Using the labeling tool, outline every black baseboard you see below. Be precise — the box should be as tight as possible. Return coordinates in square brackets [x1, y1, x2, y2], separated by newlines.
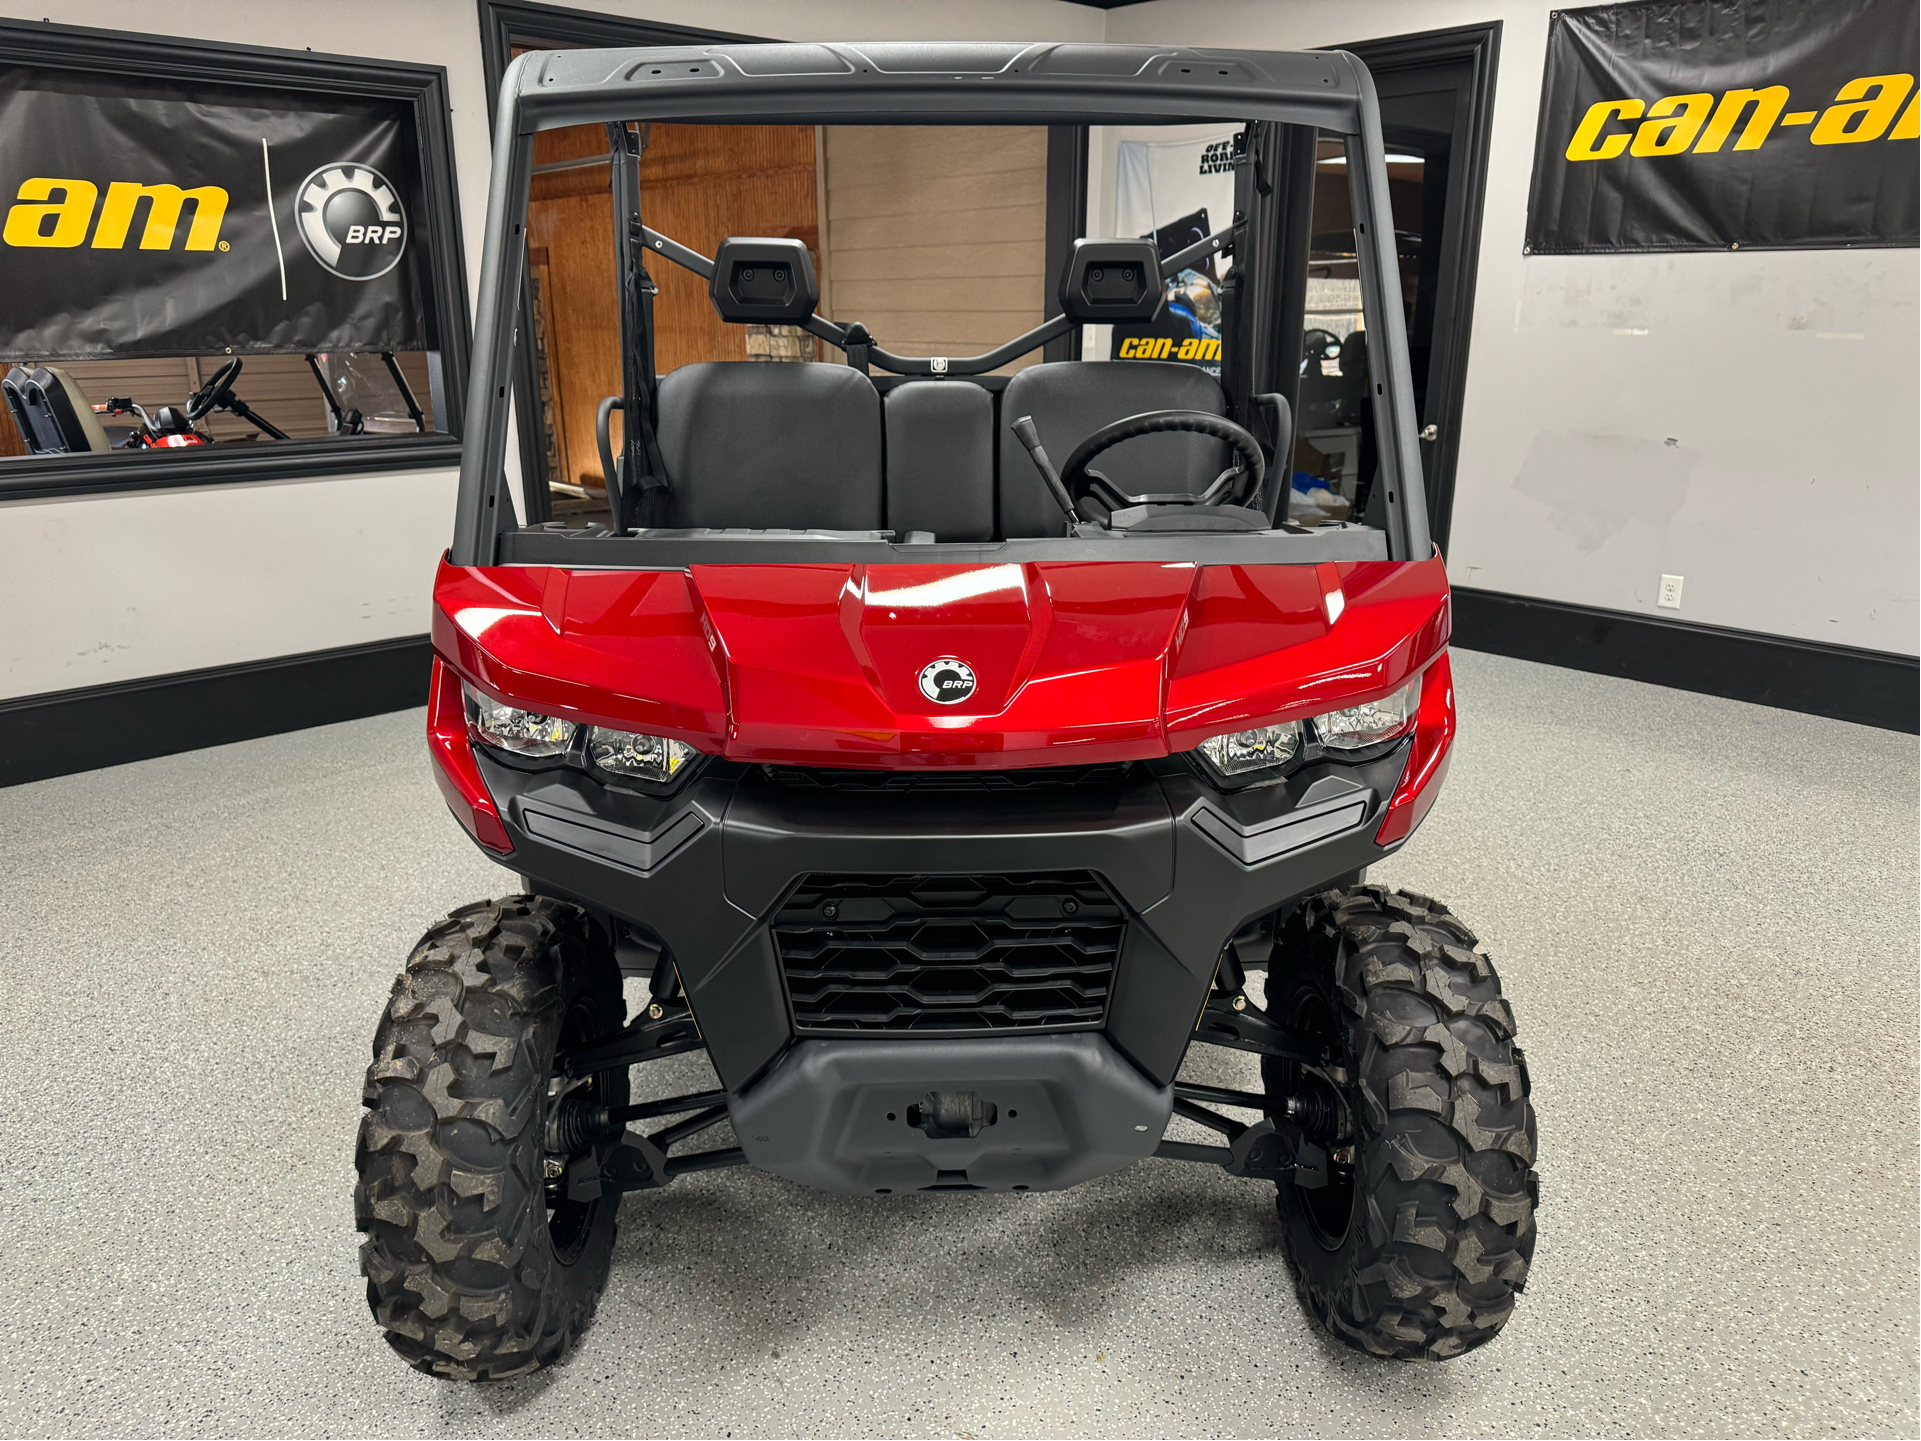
[1452, 587, 1919, 733]
[0, 635, 433, 788]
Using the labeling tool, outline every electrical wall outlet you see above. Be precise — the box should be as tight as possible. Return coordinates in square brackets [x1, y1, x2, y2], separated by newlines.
[1657, 574, 1684, 609]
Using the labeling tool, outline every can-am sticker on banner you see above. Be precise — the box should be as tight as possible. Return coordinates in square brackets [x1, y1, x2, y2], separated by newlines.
[0, 68, 428, 358]
[1110, 210, 1225, 373]
[1112, 128, 1237, 374]
[1525, 0, 1919, 254]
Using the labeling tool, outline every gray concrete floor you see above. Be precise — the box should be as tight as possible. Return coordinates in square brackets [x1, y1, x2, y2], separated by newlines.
[1, 651, 1915, 1438]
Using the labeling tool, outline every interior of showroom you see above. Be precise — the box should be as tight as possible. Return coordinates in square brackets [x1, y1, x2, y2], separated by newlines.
[0, 1, 1915, 1437]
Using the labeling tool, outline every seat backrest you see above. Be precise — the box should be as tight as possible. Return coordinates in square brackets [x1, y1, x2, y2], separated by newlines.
[1339, 329, 1368, 381]
[996, 361, 1229, 538]
[3, 364, 112, 455]
[655, 361, 882, 530]
[883, 381, 994, 541]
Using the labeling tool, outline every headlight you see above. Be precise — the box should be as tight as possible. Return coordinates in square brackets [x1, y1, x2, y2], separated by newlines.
[463, 684, 574, 756]
[590, 726, 698, 782]
[1313, 675, 1421, 750]
[1197, 721, 1302, 777]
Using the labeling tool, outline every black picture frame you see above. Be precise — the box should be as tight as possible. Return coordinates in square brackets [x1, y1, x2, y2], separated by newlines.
[0, 17, 471, 502]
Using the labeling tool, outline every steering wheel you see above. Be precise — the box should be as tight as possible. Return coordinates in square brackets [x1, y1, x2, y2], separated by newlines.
[185, 357, 243, 421]
[1058, 409, 1266, 514]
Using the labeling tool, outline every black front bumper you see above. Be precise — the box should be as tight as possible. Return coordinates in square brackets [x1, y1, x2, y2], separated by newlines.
[477, 749, 1411, 1095]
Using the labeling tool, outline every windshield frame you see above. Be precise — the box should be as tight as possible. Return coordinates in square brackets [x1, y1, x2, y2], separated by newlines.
[452, 42, 1430, 568]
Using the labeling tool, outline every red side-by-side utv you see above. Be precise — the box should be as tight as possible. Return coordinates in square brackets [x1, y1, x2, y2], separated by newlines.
[355, 40, 1538, 1380]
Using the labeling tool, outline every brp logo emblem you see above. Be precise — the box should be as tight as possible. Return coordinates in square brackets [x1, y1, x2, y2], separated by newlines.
[918, 659, 977, 706]
[295, 163, 407, 281]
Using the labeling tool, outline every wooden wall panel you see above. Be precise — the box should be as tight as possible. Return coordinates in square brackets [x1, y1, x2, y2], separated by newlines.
[527, 130, 619, 488]
[646, 123, 817, 377]
[821, 127, 1048, 374]
[527, 122, 816, 489]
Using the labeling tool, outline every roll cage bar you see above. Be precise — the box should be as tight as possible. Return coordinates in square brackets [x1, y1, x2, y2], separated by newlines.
[452, 41, 1430, 568]
[640, 219, 1234, 381]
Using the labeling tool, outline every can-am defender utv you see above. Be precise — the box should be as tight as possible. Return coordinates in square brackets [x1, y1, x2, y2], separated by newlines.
[356, 41, 1538, 1379]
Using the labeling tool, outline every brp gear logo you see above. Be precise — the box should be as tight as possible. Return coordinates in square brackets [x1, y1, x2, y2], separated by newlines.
[295, 163, 407, 281]
[918, 659, 977, 706]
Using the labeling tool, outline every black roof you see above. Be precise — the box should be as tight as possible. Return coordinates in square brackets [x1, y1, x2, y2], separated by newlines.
[506, 41, 1377, 134]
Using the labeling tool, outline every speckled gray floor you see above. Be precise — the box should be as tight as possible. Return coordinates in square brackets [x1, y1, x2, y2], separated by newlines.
[0, 650, 1914, 1438]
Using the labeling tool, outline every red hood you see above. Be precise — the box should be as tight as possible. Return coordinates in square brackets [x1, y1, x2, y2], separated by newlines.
[431, 556, 1449, 769]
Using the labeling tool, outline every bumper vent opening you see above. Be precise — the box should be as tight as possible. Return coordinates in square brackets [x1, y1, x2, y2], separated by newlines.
[761, 763, 1136, 793]
[775, 870, 1122, 1034]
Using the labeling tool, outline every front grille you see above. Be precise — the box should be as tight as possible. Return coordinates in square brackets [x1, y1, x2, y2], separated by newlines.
[775, 871, 1123, 1033]
[760, 763, 1136, 794]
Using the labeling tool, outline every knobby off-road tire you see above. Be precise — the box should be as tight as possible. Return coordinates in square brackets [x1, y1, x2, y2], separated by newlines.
[354, 897, 628, 1379]
[1265, 885, 1538, 1360]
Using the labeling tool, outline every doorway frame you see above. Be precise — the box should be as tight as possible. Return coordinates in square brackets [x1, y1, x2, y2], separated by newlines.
[1329, 21, 1501, 554]
[477, 1, 761, 519]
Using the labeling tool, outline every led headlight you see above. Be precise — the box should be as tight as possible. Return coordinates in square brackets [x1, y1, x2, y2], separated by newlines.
[1313, 675, 1422, 750]
[590, 727, 697, 782]
[463, 683, 575, 756]
[1197, 721, 1302, 777]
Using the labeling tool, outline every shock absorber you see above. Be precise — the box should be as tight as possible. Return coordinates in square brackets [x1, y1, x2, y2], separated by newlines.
[547, 1095, 613, 1157]
[1285, 1082, 1346, 1145]
[1215, 948, 1246, 998]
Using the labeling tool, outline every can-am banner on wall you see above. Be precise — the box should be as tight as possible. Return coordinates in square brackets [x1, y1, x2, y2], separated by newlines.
[0, 69, 428, 358]
[1112, 127, 1237, 375]
[1525, 0, 1919, 254]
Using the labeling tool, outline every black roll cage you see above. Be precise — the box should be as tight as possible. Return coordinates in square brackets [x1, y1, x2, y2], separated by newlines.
[642, 219, 1234, 379]
[452, 41, 1430, 568]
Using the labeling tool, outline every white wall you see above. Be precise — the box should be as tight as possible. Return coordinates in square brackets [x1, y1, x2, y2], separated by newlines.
[1107, 0, 1920, 657]
[0, 0, 1104, 700]
[7, 0, 1914, 704]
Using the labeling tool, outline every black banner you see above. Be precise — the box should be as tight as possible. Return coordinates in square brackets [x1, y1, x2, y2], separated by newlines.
[1526, 0, 1919, 254]
[0, 69, 428, 358]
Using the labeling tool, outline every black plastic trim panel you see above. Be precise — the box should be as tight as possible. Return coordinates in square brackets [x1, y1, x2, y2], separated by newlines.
[479, 746, 1414, 1092]
[499, 526, 1390, 567]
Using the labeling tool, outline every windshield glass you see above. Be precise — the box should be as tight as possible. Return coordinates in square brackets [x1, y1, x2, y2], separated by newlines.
[505, 114, 1392, 549]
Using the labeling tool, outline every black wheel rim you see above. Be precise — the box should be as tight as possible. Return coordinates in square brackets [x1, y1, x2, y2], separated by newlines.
[1286, 988, 1358, 1251]
[545, 998, 605, 1265]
